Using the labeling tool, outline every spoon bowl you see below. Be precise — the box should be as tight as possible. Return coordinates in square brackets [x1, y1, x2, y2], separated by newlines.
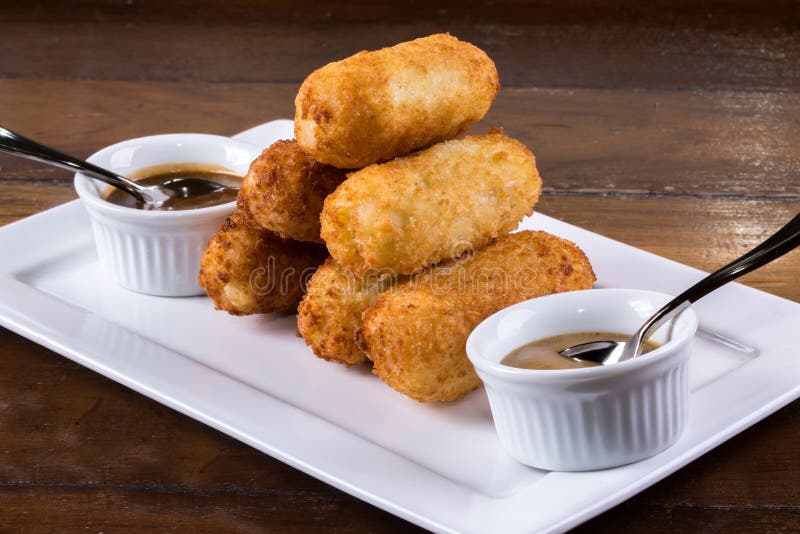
[157, 177, 229, 198]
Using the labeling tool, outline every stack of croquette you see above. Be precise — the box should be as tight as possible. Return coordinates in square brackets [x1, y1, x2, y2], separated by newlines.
[199, 34, 595, 402]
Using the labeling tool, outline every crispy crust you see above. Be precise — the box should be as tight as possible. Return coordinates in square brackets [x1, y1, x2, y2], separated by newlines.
[359, 231, 597, 402]
[295, 33, 499, 168]
[297, 259, 397, 365]
[240, 140, 348, 243]
[198, 207, 327, 315]
[320, 130, 543, 276]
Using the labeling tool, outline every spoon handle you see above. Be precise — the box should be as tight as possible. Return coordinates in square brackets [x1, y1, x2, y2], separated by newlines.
[622, 211, 800, 361]
[0, 125, 146, 203]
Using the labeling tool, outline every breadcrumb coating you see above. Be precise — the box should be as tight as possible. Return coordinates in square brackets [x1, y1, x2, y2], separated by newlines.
[240, 140, 348, 243]
[198, 208, 327, 315]
[359, 231, 596, 402]
[295, 33, 499, 168]
[321, 130, 542, 276]
[297, 259, 397, 365]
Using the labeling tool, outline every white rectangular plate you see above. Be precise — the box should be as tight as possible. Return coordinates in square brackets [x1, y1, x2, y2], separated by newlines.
[1, 121, 798, 533]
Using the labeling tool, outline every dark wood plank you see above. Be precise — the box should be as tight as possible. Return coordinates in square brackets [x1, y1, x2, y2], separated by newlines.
[2, 80, 798, 198]
[7, 0, 800, 26]
[0, 487, 417, 532]
[1, 1, 798, 91]
[579, 502, 800, 532]
[489, 88, 800, 199]
[0, 182, 75, 226]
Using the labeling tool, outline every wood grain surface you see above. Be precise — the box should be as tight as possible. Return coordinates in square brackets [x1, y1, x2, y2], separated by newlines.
[0, 1, 798, 532]
[2, 80, 799, 199]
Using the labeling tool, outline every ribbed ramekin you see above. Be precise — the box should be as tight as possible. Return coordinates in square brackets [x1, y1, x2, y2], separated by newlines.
[466, 288, 698, 471]
[74, 134, 261, 297]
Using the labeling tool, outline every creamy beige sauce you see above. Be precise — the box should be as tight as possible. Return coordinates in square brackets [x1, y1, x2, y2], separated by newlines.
[501, 332, 660, 370]
[103, 162, 241, 211]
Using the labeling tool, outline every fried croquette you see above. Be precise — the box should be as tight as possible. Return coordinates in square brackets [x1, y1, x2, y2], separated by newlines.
[297, 259, 397, 365]
[240, 140, 348, 243]
[320, 130, 542, 276]
[198, 209, 327, 315]
[295, 33, 499, 168]
[359, 231, 596, 402]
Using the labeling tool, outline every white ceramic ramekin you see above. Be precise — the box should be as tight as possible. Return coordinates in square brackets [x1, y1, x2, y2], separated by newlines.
[74, 134, 261, 297]
[466, 288, 698, 471]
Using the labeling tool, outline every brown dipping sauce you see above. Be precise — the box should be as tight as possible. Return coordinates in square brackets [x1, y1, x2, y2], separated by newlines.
[502, 332, 660, 370]
[103, 163, 241, 211]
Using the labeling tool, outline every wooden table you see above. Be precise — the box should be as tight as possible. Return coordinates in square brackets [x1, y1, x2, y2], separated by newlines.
[1, 1, 798, 531]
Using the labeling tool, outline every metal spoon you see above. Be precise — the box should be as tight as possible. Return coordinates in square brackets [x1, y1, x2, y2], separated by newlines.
[560, 212, 800, 366]
[0, 125, 236, 209]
